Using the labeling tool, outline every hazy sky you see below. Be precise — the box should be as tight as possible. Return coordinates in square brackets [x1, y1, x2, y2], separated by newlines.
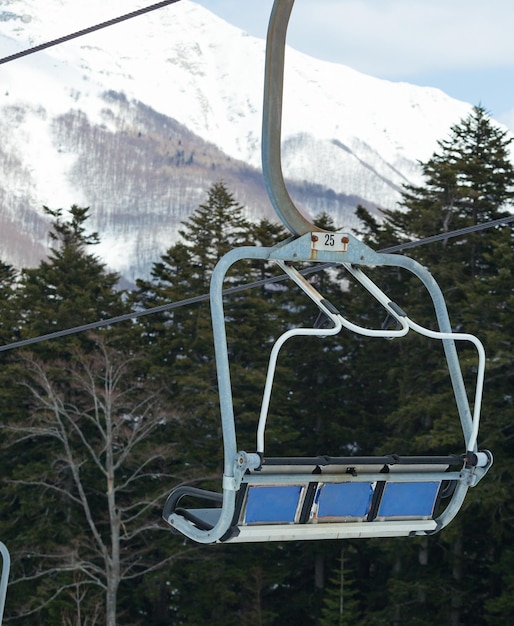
[193, 0, 514, 130]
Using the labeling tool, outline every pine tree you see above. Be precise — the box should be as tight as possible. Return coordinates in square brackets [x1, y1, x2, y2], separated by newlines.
[0, 206, 184, 625]
[320, 547, 363, 626]
[0, 261, 18, 343]
[389, 104, 514, 284]
[133, 193, 351, 624]
[133, 183, 253, 469]
[348, 105, 514, 625]
[351, 106, 514, 454]
[131, 185, 256, 623]
[0, 261, 23, 420]
[177, 180, 252, 280]
[16, 205, 127, 353]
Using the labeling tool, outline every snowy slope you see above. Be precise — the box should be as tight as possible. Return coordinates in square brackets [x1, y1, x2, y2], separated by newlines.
[0, 0, 472, 178]
[0, 0, 482, 278]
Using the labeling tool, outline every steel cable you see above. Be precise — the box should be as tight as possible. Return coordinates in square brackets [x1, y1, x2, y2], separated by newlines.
[1, 214, 513, 352]
[0, 0, 183, 65]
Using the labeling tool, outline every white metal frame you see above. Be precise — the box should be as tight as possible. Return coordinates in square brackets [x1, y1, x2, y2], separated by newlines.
[162, 0, 493, 545]
[164, 234, 492, 544]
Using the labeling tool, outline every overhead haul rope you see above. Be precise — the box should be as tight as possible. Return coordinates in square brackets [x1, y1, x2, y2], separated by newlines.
[1, 213, 513, 353]
[0, 0, 183, 66]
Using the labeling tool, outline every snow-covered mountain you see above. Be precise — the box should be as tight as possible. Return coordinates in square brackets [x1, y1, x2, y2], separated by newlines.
[0, 0, 477, 280]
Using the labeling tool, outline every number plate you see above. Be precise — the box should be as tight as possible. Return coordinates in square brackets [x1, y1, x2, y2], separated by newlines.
[311, 233, 350, 252]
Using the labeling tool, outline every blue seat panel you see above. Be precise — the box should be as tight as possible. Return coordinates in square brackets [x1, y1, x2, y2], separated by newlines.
[316, 482, 374, 519]
[378, 481, 441, 518]
[245, 485, 302, 523]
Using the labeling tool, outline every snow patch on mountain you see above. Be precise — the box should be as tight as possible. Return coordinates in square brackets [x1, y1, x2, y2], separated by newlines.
[0, 0, 501, 280]
[0, 0, 471, 190]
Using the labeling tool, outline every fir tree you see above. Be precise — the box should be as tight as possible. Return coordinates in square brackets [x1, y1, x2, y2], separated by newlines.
[16, 205, 127, 352]
[0, 260, 18, 344]
[133, 183, 252, 466]
[133, 193, 350, 624]
[320, 548, 363, 626]
[348, 105, 514, 624]
[389, 104, 514, 282]
[0, 206, 183, 624]
[0, 261, 23, 421]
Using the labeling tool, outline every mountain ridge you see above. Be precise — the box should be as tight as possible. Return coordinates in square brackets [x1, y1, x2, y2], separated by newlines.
[0, 0, 493, 280]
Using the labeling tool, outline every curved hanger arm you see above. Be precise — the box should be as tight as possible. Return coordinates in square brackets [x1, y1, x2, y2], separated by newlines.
[262, 0, 325, 236]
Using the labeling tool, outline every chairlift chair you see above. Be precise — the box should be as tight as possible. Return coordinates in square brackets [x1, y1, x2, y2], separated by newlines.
[163, 234, 492, 543]
[162, 0, 492, 544]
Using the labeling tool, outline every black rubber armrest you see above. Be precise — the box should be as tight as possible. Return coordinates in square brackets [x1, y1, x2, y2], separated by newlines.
[176, 507, 222, 531]
[163, 486, 223, 521]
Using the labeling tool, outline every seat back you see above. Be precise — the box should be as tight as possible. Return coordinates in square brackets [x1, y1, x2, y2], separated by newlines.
[221, 455, 460, 542]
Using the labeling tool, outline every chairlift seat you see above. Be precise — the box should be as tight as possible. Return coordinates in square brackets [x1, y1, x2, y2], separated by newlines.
[163, 454, 466, 543]
[161, 237, 493, 544]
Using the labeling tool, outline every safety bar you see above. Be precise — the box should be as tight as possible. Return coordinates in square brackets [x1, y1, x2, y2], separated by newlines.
[256, 260, 485, 456]
[257, 263, 343, 453]
[257, 261, 410, 454]
[343, 264, 486, 453]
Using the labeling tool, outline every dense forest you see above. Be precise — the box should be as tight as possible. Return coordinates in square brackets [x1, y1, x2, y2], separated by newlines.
[0, 105, 513, 625]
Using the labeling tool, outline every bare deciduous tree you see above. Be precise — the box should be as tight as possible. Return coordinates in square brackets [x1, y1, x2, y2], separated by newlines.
[4, 339, 192, 625]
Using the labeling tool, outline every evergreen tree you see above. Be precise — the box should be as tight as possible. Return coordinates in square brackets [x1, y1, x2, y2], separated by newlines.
[133, 193, 352, 624]
[389, 104, 514, 283]
[133, 182, 301, 465]
[0, 206, 183, 624]
[0, 260, 18, 343]
[16, 205, 127, 354]
[177, 180, 252, 280]
[348, 105, 514, 624]
[0, 261, 23, 420]
[133, 183, 253, 467]
[320, 547, 363, 626]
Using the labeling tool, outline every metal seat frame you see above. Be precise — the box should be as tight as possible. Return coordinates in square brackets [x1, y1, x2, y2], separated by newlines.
[163, 0, 493, 544]
[163, 233, 492, 543]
